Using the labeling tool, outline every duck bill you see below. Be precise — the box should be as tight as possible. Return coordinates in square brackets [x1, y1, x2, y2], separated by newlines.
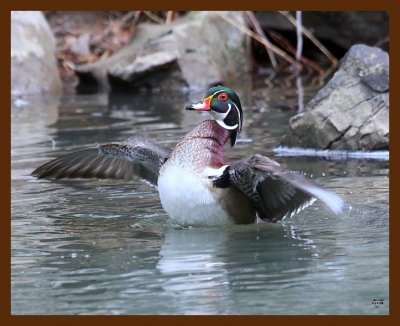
[185, 95, 212, 111]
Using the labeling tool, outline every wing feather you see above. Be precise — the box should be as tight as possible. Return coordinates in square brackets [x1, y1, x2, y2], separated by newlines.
[229, 154, 348, 222]
[32, 136, 171, 185]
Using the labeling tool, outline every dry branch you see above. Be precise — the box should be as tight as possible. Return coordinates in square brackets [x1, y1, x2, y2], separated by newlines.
[214, 11, 299, 69]
[278, 11, 338, 66]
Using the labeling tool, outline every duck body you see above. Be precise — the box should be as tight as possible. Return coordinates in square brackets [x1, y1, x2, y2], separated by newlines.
[158, 120, 255, 225]
[32, 86, 348, 226]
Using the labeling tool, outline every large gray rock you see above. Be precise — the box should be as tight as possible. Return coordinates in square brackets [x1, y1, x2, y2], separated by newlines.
[75, 11, 251, 93]
[282, 44, 389, 151]
[11, 11, 62, 96]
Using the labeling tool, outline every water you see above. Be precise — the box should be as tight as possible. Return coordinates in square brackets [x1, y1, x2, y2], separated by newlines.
[11, 86, 389, 315]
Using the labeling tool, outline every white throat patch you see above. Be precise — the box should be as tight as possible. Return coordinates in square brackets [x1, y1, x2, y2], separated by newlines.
[211, 103, 238, 130]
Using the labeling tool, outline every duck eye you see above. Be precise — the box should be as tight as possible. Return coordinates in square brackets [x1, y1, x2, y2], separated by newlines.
[218, 92, 228, 101]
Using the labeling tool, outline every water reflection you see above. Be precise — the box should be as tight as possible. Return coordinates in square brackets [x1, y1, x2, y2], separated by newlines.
[11, 90, 389, 315]
[13, 215, 318, 315]
[157, 225, 316, 314]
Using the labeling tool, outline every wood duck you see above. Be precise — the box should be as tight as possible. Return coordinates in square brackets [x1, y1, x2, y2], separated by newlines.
[32, 86, 347, 226]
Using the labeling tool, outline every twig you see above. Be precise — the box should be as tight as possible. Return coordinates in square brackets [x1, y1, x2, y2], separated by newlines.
[119, 11, 136, 26]
[295, 11, 303, 62]
[296, 73, 305, 112]
[165, 11, 174, 25]
[269, 30, 324, 76]
[131, 11, 142, 28]
[143, 11, 165, 24]
[62, 61, 76, 70]
[279, 11, 338, 66]
[245, 11, 278, 69]
[374, 36, 389, 48]
[319, 64, 337, 82]
[214, 11, 299, 68]
[92, 11, 136, 42]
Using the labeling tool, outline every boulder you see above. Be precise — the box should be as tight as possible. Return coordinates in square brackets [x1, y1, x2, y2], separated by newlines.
[75, 11, 251, 93]
[282, 44, 389, 151]
[11, 11, 62, 96]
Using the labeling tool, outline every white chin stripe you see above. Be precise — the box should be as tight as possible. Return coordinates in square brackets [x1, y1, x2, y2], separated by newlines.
[211, 103, 238, 130]
[216, 119, 238, 130]
[232, 101, 241, 133]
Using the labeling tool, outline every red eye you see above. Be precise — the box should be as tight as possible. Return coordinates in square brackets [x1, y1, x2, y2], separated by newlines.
[218, 92, 228, 101]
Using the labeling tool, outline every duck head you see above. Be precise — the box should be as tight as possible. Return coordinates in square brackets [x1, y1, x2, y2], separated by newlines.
[186, 85, 243, 147]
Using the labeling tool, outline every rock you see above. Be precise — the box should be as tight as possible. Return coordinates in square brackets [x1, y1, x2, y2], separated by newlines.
[11, 11, 62, 96]
[282, 44, 389, 151]
[75, 11, 251, 93]
[255, 11, 388, 52]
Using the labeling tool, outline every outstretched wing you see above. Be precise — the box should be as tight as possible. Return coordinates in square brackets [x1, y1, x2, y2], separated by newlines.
[31, 136, 171, 185]
[224, 154, 347, 222]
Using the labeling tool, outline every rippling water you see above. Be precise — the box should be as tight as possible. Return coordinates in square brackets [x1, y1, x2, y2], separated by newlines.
[11, 85, 389, 315]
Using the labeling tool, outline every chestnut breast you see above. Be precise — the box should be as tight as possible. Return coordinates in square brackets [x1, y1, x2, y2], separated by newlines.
[161, 120, 230, 174]
[157, 120, 256, 225]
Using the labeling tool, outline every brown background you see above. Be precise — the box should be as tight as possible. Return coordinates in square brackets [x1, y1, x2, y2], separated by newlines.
[3, 1, 398, 324]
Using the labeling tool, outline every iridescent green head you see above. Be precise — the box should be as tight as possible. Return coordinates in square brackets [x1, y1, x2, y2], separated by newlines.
[186, 85, 243, 146]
